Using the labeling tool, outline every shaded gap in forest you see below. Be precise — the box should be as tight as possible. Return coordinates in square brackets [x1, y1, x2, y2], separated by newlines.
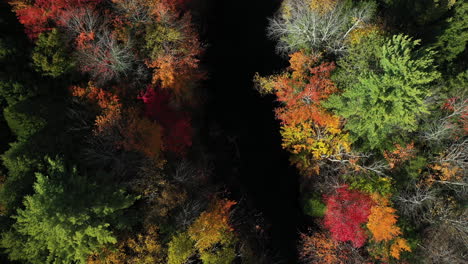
[198, 0, 304, 262]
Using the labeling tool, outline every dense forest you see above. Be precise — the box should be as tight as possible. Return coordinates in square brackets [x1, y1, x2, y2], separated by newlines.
[0, 0, 466, 263]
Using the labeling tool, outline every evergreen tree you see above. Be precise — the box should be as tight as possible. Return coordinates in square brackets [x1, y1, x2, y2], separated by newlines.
[324, 34, 441, 150]
[32, 29, 74, 77]
[1, 158, 138, 264]
[433, 1, 468, 64]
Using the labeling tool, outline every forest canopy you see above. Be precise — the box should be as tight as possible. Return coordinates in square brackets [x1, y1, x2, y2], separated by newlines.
[0, 0, 466, 263]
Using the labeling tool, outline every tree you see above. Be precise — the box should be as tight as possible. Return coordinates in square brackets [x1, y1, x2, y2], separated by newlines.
[130, 159, 188, 221]
[299, 231, 341, 264]
[53, 7, 136, 84]
[383, 142, 416, 169]
[389, 237, 411, 260]
[422, 96, 468, 143]
[160, 198, 239, 264]
[268, 0, 376, 55]
[138, 87, 192, 155]
[367, 194, 402, 242]
[70, 83, 122, 135]
[425, 140, 467, 191]
[433, 1, 468, 63]
[9, 0, 103, 39]
[3, 103, 46, 141]
[1, 158, 137, 264]
[255, 51, 350, 174]
[303, 195, 326, 217]
[144, 5, 204, 96]
[324, 34, 441, 150]
[420, 218, 468, 264]
[323, 186, 372, 247]
[188, 198, 236, 251]
[111, 0, 162, 25]
[117, 108, 164, 159]
[88, 224, 165, 264]
[32, 29, 74, 77]
[167, 232, 196, 264]
[198, 232, 237, 264]
[75, 28, 135, 84]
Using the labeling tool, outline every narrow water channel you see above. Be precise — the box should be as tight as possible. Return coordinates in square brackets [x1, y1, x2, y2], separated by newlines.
[199, 0, 303, 262]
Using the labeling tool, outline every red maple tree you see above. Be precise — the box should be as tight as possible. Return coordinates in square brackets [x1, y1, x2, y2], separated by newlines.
[324, 186, 373, 247]
[9, 0, 102, 38]
[138, 86, 192, 155]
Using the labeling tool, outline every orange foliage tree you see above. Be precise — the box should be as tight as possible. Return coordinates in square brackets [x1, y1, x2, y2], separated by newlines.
[255, 51, 350, 173]
[383, 142, 415, 169]
[366, 193, 411, 261]
[299, 231, 342, 264]
[143, 1, 204, 97]
[118, 108, 164, 159]
[367, 194, 402, 242]
[390, 238, 411, 260]
[70, 83, 123, 134]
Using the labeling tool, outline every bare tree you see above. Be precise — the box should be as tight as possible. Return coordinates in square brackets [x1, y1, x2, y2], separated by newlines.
[75, 31, 135, 84]
[323, 150, 390, 177]
[437, 139, 468, 176]
[59, 8, 103, 37]
[111, 0, 154, 25]
[419, 217, 468, 264]
[395, 183, 439, 225]
[174, 199, 207, 229]
[268, 0, 376, 55]
[422, 97, 467, 142]
[59, 8, 136, 84]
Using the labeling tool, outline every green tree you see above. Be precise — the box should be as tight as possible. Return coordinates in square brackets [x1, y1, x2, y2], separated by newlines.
[433, 1, 468, 63]
[324, 34, 441, 150]
[303, 195, 326, 217]
[1, 158, 138, 264]
[32, 29, 74, 77]
[345, 173, 394, 196]
[3, 104, 46, 141]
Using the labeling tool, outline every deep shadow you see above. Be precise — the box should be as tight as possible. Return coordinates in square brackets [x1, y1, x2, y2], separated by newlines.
[198, 0, 303, 262]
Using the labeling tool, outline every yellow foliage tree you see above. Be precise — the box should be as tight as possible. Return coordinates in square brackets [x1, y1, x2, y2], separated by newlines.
[347, 24, 381, 45]
[87, 225, 164, 264]
[188, 198, 236, 251]
[309, 0, 337, 14]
